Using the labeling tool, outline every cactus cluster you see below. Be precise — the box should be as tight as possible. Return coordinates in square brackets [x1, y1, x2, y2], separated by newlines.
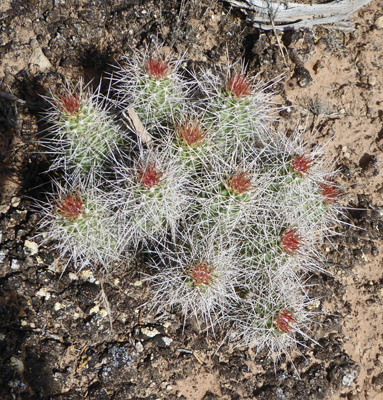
[37, 44, 343, 360]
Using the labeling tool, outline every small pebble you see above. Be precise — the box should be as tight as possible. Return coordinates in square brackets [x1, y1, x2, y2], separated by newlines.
[141, 327, 160, 337]
[36, 288, 51, 299]
[368, 75, 377, 86]
[11, 259, 20, 270]
[0, 251, 6, 263]
[68, 272, 78, 281]
[11, 197, 21, 207]
[136, 342, 144, 353]
[161, 336, 173, 347]
[375, 15, 383, 29]
[10, 357, 24, 374]
[24, 240, 39, 255]
[89, 305, 100, 315]
[29, 37, 39, 49]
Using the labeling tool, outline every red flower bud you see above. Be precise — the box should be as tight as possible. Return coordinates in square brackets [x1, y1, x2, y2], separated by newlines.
[228, 171, 252, 194]
[177, 120, 206, 147]
[188, 262, 214, 286]
[146, 57, 169, 79]
[59, 93, 81, 116]
[226, 74, 251, 98]
[291, 156, 312, 176]
[137, 164, 163, 189]
[280, 228, 301, 254]
[57, 194, 83, 220]
[320, 183, 338, 204]
[274, 309, 296, 333]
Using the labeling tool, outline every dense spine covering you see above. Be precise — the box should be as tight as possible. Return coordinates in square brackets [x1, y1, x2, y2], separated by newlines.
[109, 147, 192, 251]
[36, 177, 124, 271]
[37, 45, 344, 361]
[113, 44, 188, 134]
[42, 82, 125, 178]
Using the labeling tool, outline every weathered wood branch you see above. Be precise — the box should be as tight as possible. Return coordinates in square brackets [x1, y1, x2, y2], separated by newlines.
[223, 0, 374, 30]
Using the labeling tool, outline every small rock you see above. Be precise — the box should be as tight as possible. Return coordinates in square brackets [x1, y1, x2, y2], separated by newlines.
[359, 153, 376, 170]
[161, 336, 173, 347]
[342, 370, 358, 386]
[375, 15, 383, 29]
[29, 48, 52, 71]
[99, 309, 108, 318]
[11, 259, 20, 270]
[295, 66, 313, 88]
[80, 269, 96, 283]
[24, 240, 39, 255]
[368, 75, 377, 86]
[0, 204, 10, 215]
[373, 372, 383, 386]
[11, 197, 21, 207]
[36, 256, 44, 265]
[36, 288, 51, 299]
[29, 37, 39, 49]
[136, 342, 144, 353]
[68, 272, 78, 281]
[89, 304, 100, 315]
[10, 357, 24, 374]
[141, 327, 160, 338]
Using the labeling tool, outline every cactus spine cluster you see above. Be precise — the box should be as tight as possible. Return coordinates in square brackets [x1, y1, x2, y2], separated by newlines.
[37, 44, 343, 360]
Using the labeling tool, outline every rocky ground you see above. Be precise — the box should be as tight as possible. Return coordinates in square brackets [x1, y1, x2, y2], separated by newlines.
[1, 1, 383, 399]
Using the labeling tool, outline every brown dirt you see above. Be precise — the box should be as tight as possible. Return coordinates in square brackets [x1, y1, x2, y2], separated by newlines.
[1, 0, 383, 399]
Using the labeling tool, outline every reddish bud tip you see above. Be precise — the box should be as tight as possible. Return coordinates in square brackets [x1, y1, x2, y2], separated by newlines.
[274, 309, 296, 333]
[188, 262, 215, 287]
[226, 74, 251, 98]
[137, 164, 163, 189]
[59, 93, 81, 116]
[228, 171, 252, 194]
[177, 120, 206, 148]
[280, 228, 301, 254]
[57, 194, 83, 220]
[291, 156, 312, 176]
[320, 183, 338, 204]
[146, 57, 169, 79]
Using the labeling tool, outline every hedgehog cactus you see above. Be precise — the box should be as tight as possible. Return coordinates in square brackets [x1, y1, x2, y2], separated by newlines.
[114, 45, 187, 132]
[38, 45, 344, 361]
[195, 63, 276, 155]
[109, 148, 191, 251]
[42, 82, 125, 177]
[36, 177, 123, 270]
